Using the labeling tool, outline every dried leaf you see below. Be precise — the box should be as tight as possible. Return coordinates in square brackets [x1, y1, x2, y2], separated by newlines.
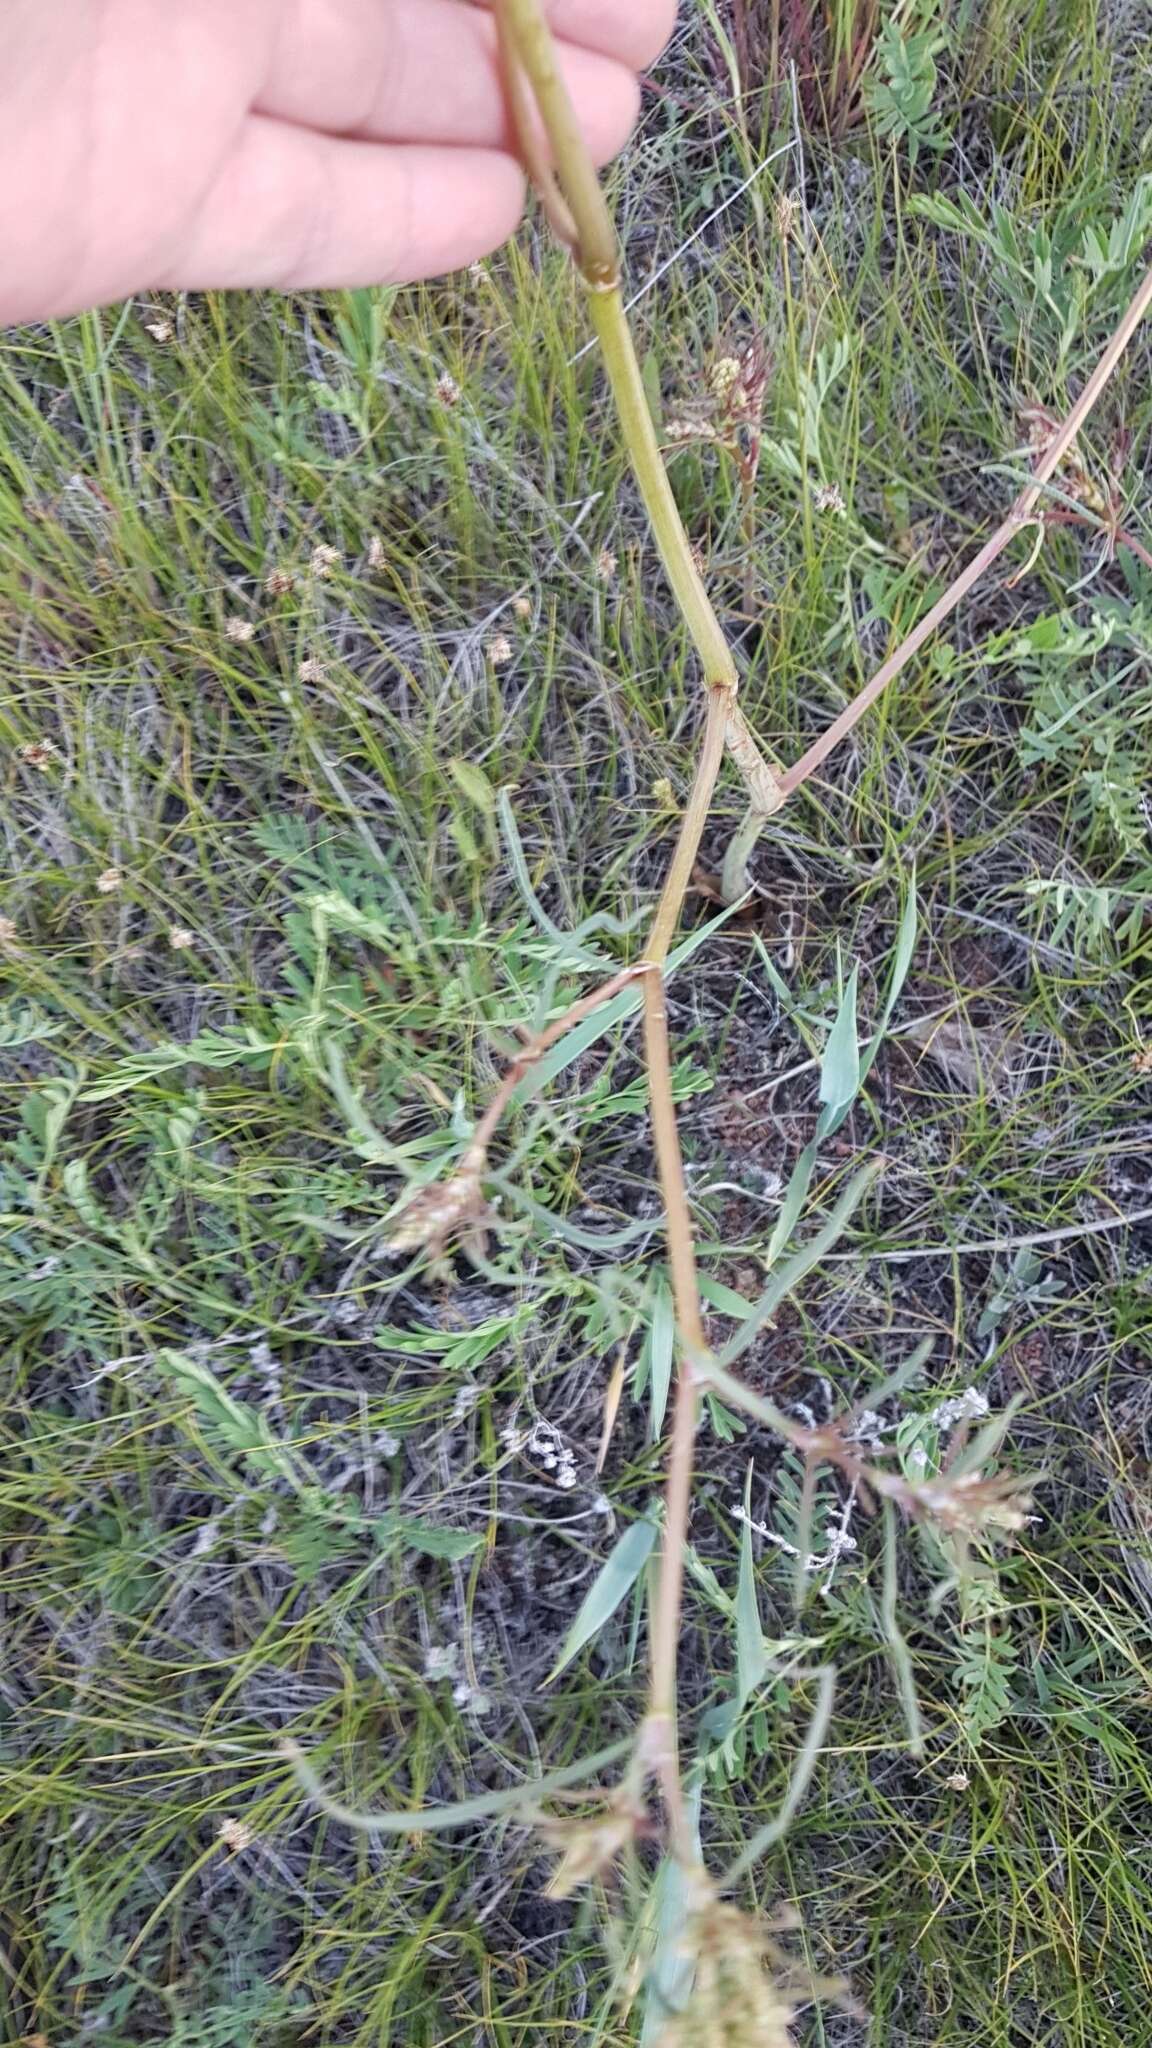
[903, 1012, 1017, 1095]
[542, 1802, 644, 1898]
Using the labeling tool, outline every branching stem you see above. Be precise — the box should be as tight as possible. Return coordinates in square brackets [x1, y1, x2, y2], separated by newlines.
[493, 0, 1152, 1874]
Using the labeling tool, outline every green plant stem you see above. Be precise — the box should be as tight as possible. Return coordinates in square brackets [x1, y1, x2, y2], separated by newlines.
[494, 0, 762, 1860]
[582, 286, 739, 688]
[492, 0, 618, 283]
[720, 801, 773, 906]
[497, 0, 782, 827]
[582, 284, 784, 817]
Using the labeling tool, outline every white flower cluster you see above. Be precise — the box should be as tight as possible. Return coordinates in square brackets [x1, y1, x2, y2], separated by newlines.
[501, 1416, 578, 1491]
[931, 1386, 989, 1431]
[732, 1502, 858, 1577]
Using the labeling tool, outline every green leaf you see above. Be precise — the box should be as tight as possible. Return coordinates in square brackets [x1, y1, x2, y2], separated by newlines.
[308, 889, 397, 948]
[32, 1073, 84, 1177]
[546, 1515, 659, 1683]
[762, 1139, 818, 1269]
[704, 1390, 746, 1442]
[0, 1000, 64, 1049]
[61, 1158, 107, 1234]
[640, 1784, 703, 2044]
[817, 967, 859, 1131]
[80, 1031, 275, 1102]
[735, 1464, 767, 1705]
[154, 1350, 299, 1484]
[907, 191, 986, 238]
[717, 1157, 885, 1368]
[516, 901, 749, 1102]
[860, 874, 918, 1086]
[646, 1276, 675, 1440]
[698, 1275, 760, 1320]
[377, 1516, 482, 1561]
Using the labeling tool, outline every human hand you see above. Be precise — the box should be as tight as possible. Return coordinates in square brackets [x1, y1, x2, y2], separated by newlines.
[1, 0, 676, 325]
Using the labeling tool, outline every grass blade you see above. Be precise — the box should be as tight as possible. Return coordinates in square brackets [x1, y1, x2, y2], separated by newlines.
[720, 1665, 836, 1886]
[860, 872, 918, 1086]
[717, 1158, 885, 1369]
[881, 1500, 924, 1756]
[763, 1138, 818, 1269]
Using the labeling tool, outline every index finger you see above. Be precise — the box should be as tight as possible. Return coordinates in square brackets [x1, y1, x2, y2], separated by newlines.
[476, 0, 677, 70]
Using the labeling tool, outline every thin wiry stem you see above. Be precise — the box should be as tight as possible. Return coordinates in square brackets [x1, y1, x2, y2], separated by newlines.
[722, 254, 1152, 893]
[777, 258, 1152, 802]
[282, 1735, 634, 1834]
[719, 1666, 836, 1887]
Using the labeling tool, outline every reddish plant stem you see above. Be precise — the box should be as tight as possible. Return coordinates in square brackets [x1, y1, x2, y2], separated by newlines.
[780, 257, 1152, 798]
[471, 965, 645, 1157]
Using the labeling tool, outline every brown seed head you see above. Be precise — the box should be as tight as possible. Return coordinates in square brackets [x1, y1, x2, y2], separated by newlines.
[386, 1153, 488, 1257]
[542, 1802, 644, 1899]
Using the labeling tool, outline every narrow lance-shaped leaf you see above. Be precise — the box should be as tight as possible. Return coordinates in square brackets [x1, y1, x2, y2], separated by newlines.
[735, 1462, 768, 1705]
[717, 1158, 885, 1369]
[860, 872, 918, 1088]
[816, 966, 860, 1139]
[546, 1514, 659, 1684]
[763, 1138, 818, 1269]
[646, 1275, 675, 1440]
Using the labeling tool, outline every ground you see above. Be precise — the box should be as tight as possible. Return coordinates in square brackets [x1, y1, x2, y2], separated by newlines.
[2, 3, 1152, 2044]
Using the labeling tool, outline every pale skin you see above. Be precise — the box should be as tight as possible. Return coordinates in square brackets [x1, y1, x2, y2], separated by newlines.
[0, 0, 676, 326]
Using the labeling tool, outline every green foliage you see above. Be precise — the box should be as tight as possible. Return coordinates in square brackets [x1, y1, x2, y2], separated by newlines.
[0, 997, 65, 1048]
[987, 583, 1152, 942]
[546, 1513, 660, 1682]
[3, 10, 1152, 2039]
[863, 9, 951, 165]
[154, 1348, 303, 1483]
[952, 1620, 1020, 1745]
[909, 172, 1152, 363]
